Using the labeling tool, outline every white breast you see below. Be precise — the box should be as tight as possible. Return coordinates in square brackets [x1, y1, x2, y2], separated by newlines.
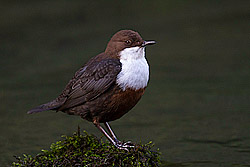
[116, 46, 149, 91]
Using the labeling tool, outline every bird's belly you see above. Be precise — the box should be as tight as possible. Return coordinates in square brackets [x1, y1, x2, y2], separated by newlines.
[65, 86, 145, 123]
[97, 87, 146, 122]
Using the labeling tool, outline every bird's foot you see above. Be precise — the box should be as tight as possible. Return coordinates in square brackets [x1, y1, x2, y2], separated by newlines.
[122, 141, 134, 148]
[114, 140, 134, 151]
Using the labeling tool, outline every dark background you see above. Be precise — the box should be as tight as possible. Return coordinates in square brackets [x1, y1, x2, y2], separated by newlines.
[1, 0, 249, 166]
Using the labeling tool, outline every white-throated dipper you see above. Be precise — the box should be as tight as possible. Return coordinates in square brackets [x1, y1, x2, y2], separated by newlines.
[28, 30, 156, 150]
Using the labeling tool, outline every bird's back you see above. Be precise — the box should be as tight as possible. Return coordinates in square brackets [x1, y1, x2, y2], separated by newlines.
[28, 52, 121, 115]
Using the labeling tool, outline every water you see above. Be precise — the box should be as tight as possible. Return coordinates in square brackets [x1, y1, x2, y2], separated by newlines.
[1, 1, 249, 166]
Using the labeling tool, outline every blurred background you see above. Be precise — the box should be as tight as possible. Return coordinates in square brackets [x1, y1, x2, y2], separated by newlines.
[0, 0, 249, 166]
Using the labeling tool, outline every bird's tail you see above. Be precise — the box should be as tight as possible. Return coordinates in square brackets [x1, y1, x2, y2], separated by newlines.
[27, 99, 64, 114]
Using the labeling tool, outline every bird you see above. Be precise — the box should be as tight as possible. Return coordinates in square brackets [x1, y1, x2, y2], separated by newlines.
[28, 30, 156, 150]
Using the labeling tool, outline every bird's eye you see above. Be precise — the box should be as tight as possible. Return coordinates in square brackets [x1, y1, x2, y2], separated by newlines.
[125, 40, 132, 45]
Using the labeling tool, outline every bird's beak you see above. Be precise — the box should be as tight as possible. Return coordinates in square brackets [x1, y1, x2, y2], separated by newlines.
[141, 40, 156, 47]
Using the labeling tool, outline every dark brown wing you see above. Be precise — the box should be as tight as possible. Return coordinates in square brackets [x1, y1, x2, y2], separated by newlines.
[58, 58, 121, 110]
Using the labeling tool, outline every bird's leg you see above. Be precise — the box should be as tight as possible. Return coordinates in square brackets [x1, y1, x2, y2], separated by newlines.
[104, 122, 134, 148]
[93, 121, 133, 150]
[93, 122, 117, 146]
[104, 122, 119, 143]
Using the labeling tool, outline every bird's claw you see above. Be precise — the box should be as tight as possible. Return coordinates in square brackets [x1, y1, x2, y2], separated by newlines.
[115, 140, 134, 151]
[123, 141, 134, 148]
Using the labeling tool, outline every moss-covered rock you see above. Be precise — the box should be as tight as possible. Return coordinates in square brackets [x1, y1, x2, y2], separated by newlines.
[12, 130, 161, 166]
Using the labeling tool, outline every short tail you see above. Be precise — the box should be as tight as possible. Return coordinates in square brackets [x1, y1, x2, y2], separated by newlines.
[27, 99, 63, 114]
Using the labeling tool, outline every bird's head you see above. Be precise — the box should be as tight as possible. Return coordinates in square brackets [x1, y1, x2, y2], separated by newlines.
[105, 30, 156, 59]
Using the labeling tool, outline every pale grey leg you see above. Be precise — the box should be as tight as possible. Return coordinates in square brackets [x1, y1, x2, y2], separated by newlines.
[94, 122, 117, 146]
[104, 122, 134, 149]
[104, 122, 119, 142]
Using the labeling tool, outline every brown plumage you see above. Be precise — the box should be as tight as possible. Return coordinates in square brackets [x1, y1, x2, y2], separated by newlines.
[28, 30, 155, 150]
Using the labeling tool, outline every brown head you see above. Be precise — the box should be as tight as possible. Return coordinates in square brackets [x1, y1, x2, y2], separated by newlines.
[105, 30, 156, 57]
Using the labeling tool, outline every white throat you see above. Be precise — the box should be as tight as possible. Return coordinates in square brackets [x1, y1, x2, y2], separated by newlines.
[116, 46, 149, 91]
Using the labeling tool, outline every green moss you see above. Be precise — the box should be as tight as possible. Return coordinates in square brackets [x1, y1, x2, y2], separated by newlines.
[12, 131, 161, 166]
